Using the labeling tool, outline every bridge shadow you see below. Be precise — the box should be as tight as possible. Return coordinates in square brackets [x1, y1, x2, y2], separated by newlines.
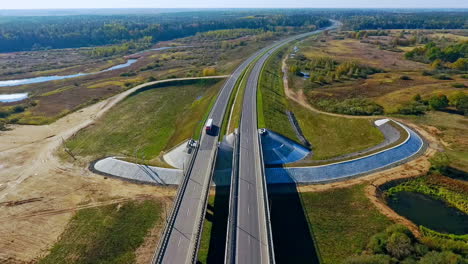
[268, 184, 320, 264]
[198, 138, 233, 263]
[203, 185, 229, 263]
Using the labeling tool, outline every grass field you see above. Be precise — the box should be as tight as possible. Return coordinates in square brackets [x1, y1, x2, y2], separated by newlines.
[399, 111, 468, 171]
[65, 79, 223, 164]
[38, 199, 163, 264]
[258, 48, 299, 141]
[197, 187, 229, 264]
[290, 101, 384, 160]
[300, 185, 393, 264]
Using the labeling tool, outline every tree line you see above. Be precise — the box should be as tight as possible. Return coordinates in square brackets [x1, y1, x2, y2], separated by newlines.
[0, 11, 330, 52]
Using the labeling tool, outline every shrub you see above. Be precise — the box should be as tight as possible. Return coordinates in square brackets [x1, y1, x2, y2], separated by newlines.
[432, 74, 452, 80]
[0, 110, 9, 118]
[397, 101, 427, 115]
[451, 83, 466, 88]
[386, 232, 413, 259]
[429, 152, 451, 172]
[400, 75, 412, 80]
[0, 120, 6, 131]
[428, 94, 449, 110]
[316, 98, 384, 115]
[418, 251, 463, 264]
[367, 233, 389, 254]
[13, 105, 25, 113]
[344, 254, 393, 264]
[202, 67, 217, 76]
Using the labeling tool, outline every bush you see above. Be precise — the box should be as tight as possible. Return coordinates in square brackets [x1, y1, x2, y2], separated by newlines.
[202, 67, 217, 76]
[428, 94, 449, 110]
[344, 254, 393, 264]
[386, 232, 413, 259]
[0, 120, 6, 131]
[451, 83, 466, 88]
[367, 233, 389, 254]
[418, 251, 463, 264]
[0, 110, 9, 118]
[400, 75, 412, 80]
[432, 74, 452, 80]
[429, 152, 450, 172]
[397, 101, 427, 115]
[316, 98, 384, 115]
[13, 105, 25, 113]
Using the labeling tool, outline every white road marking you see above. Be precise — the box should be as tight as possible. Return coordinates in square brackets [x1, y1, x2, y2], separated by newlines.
[178, 237, 182, 247]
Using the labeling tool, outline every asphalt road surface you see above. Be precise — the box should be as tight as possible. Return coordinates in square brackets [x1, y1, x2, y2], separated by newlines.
[232, 22, 340, 264]
[154, 39, 277, 264]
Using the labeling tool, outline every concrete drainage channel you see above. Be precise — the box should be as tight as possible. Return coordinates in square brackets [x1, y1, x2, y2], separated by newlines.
[91, 119, 425, 186]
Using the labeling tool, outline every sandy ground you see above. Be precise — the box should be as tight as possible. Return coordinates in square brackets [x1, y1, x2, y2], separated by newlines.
[0, 76, 227, 263]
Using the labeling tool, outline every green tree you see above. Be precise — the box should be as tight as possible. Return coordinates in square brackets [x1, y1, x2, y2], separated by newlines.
[428, 94, 449, 110]
[429, 152, 450, 172]
[386, 232, 413, 259]
[451, 58, 468, 71]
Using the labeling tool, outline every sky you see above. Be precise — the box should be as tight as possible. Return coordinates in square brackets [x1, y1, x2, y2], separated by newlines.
[1, 0, 467, 9]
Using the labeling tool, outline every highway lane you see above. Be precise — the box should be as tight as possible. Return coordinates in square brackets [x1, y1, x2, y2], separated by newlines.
[232, 21, 340, 264]
[154, 35, 282, 264]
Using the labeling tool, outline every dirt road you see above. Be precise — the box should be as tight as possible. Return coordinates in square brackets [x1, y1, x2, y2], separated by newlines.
[0, 76, 227, 263]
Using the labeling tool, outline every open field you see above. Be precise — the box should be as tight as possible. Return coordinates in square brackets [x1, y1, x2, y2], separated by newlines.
[301, 184, 393, 264]
[0, 29, 298, 125]
[0, 75, 179, 263]
[257, 44, 386, 161]
[38, 199, 164, 264]
[289, 101, 384, 160]
[65, 79, 223, 165]
[399, 111, 468, 171]
[290, 31, 467, 114]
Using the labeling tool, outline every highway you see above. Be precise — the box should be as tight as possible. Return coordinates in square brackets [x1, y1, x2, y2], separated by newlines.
[154, 21, 338, 264]
[152, 36, 282, 264]
[227, 21, 340, 264]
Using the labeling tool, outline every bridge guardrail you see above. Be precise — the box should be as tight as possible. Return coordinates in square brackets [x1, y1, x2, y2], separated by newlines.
[151, 142, 199, 264]
[224, 128, 240, 264]
[258, 131, 276, 264]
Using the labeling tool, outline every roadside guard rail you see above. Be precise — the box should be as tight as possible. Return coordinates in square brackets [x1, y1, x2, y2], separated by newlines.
[151, 142, 200, 264]
[224, 128, 240, 264]
[257, 131, 276, 264]
[191, 144, 219, 263]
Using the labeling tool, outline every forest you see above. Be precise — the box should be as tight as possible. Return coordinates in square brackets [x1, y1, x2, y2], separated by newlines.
[0, 10, 330, 52]
[0, 9, 466, 53]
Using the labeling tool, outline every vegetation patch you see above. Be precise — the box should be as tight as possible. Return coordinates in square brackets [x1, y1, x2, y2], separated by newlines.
[345, 224, 467, 264]
[257, 47, 299, 141]
[65, 79, 222, 163]
[300, 184, 393, 264]
[39, 199, 163, 264]
[289, 101, 384, 160]
[386, 173, 468, 214]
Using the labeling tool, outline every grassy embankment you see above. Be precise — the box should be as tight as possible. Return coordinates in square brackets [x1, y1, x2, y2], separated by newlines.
[257, 45, 385, 160]
[197, 188, 230, 264]
[39, 200, 163, 264]
[300, 185, 393, 264]
[399, 111, 468, 172]
[65, 79, 223, 166]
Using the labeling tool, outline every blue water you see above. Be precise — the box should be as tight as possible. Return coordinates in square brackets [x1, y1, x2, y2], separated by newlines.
[266, 125, 423, 184]
[387, 191, 468, 235]
[0, 93, 28, 103]
[0, 59, 138, 88]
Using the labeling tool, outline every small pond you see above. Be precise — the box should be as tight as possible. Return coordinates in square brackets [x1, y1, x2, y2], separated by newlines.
[386, 191, 468, 235]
